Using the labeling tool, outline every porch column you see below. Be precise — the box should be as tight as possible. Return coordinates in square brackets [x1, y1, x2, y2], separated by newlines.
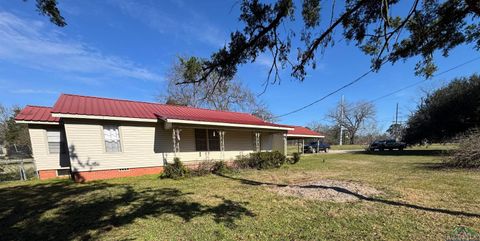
[255, 132, 261, 152]
[283, 134, 287, 155]
[302, 139, 305, 154]
[317, 139, 320, 153]
[172, 128, 181, 157]
[219, 130, 225, 160]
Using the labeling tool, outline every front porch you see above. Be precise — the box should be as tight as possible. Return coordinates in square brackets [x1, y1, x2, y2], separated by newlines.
[156, 123, 288, 163]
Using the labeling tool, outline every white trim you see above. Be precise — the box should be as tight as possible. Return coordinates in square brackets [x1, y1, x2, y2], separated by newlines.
[51, 113, 157, 123]
[15, 120, 59, 125]
[165, 118, 293, 131]
[286, 134, 325, 138]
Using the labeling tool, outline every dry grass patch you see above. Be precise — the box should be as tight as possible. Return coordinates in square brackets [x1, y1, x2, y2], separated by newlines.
[272, 179, 383, 202]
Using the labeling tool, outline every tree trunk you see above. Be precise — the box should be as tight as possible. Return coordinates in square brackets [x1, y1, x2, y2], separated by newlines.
[349, 133, 355, 144]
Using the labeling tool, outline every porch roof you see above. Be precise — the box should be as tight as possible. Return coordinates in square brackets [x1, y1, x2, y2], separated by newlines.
[286, 126, 324, 138]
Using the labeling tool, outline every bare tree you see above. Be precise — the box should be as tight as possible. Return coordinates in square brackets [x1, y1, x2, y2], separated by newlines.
[0, 104, 8, 146]
[158, 57, 276, 121]
[328, 100, 376, 144]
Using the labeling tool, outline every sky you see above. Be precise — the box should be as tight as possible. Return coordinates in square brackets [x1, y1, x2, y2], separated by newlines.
[0, 0, 478, 131]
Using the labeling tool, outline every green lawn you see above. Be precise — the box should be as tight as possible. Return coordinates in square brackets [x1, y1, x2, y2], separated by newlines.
[1, 147, 479, 240]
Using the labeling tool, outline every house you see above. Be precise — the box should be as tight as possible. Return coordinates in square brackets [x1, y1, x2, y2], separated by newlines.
[285, 126, 325, 153]
[15, 94, 293, 181]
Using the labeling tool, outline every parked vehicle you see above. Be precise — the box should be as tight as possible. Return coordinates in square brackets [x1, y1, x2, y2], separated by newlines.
[304, 142, 331, 153]
[368, 139, 406, 151]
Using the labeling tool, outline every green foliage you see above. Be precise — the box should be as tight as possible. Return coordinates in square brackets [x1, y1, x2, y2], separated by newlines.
[233, 155, 252, 169]
[161, 157, 189, 179]
[236, 151, 286, 170]
[444, 129, 480, 168]
[0, 106, 30, 150]
[211, 161, 231, 174]
[288, 152, 301, 164]
[404, 75, 480, 144]
[193, 0, 480, 88]
[35, 0, 66, 27]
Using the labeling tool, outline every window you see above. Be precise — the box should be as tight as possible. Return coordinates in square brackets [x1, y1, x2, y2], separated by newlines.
[195, 129, 221, 151]
[47, 130, 61, 154]
[103, 125, 121, 152]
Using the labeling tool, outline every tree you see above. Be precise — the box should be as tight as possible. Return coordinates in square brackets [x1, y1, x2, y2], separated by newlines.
[175, 0, 480, 93]
[30, 1, 480, 93]
[0, 105, 31, 151]
[158, 57, 276, 121]
[0, 104, 9, 146]
[327, 99, 376, 144]
[307, 121, 340, 144]
[403, 74, 480, 144]
[386, 123, 405, 141]
[28, 0, 66, 27]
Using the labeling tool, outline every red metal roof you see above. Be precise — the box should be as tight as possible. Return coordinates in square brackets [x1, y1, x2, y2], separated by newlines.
[15, 105, 59, 123]
[51, 94, 289, 128]
[287, 126, 324, 137]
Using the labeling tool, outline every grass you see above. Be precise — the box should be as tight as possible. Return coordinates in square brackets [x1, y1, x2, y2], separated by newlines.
[330, 144, 366, 150]
[0, 146, 479, 240]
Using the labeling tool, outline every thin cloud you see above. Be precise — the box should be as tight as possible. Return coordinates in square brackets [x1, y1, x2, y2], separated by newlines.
[112, 0, 226, 47]
[0, 11, 162, 82]
[10, 89, 58, 95]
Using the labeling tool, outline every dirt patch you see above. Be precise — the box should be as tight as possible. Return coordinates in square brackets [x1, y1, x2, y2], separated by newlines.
[272, 179, 382, 203]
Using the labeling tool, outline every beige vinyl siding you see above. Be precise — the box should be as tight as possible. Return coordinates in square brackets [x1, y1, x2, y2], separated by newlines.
[63, 119, 283, 172]
[28, 125, 69, 171]
[271, 133, 287, 154]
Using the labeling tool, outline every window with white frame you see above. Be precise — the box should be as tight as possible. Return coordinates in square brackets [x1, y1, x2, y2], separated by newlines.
[47, 129, 61, 154]
[103, 125, 122, 152]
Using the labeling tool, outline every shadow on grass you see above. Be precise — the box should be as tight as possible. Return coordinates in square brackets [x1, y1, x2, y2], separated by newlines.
[0, 180, 255, 241]
[360, 149, 448, 156]
[216, 174, 480, 218]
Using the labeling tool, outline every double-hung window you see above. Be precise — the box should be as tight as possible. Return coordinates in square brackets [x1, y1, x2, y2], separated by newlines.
[47, 129, 61, 154]
[195, 129, 220, 151]
[103, 125, 122, 152]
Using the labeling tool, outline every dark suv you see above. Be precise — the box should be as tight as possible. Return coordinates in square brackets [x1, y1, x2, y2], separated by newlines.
[368, 139, 406, 151]
[304, 142, 331, 153]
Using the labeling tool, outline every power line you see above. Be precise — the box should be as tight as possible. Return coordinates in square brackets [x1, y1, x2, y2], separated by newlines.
[275, 66, 378, 118]
[370, 56, 480, 103]
[275, 56, 480, 118]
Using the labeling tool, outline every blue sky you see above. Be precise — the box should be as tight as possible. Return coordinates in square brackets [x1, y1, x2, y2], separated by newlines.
[0, 0, 478, 131]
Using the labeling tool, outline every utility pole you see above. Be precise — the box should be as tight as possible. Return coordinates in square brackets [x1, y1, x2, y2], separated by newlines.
[395, 103, 399, 125]
[339, 95, 344, 146]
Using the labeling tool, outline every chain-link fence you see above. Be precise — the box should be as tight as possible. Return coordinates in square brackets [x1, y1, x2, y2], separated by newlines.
[0, 159, 37, 182]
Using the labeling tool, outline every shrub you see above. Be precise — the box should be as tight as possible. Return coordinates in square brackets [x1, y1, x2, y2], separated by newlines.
[211, 161, 231, 174]
[190, 160, 214, 177]
[247, 151, 286, 169]
[444, 129, 480, 168]
[233, 155, 252, 169]
[161, 157, 189, 179]
[288, 152, 301, 164]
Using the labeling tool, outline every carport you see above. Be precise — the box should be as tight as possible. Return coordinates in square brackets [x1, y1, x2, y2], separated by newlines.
[286, 126, 325, 154]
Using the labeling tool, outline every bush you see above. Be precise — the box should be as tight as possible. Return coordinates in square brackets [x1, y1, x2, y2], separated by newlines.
[161, 157, 189, 179]
[237, 151, 286, 170]
[233, 155, 252, 169]
[190, 160, 214, 177]
[288, 152, 301, 164]
[444, 129, 480, 168]
[211, 161, 231, 174]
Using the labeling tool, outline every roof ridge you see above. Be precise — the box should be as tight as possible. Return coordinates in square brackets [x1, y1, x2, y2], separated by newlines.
[60, 93, 265, 119]
[26, 105, 53, 109]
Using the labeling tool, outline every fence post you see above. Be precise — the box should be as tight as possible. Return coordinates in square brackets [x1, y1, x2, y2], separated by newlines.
[19, 159, 26, 181]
